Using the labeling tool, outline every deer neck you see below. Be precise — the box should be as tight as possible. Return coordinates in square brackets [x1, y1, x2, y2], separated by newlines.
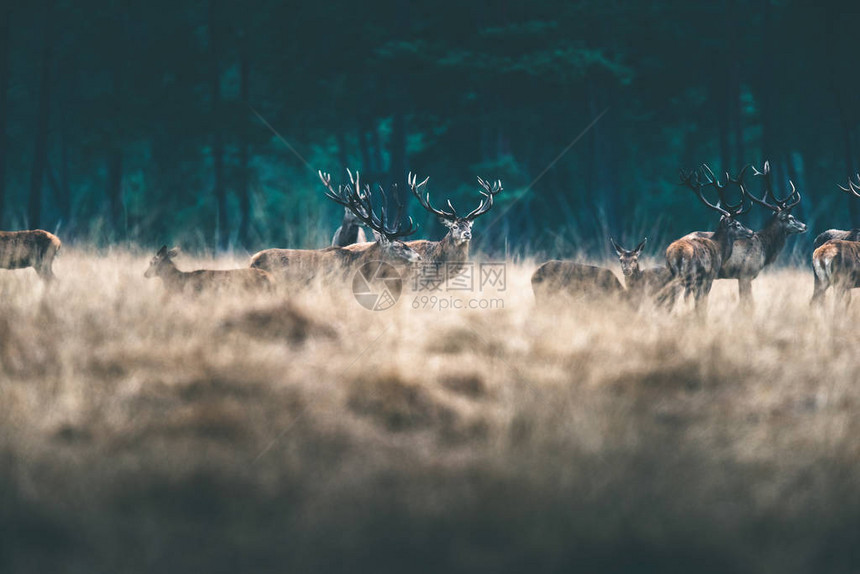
[341, 222, 361, 244]
[757, 215, 788, 266]
[711, 225, 736, 262]
[433, 232, 470, 263]
[625, 268, 645, 290]
[158, 261, 184, 284]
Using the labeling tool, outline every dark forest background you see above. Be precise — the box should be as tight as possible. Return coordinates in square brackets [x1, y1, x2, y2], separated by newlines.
[1, 0, 859, 256]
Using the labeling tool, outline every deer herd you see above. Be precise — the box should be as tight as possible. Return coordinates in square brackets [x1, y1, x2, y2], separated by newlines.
[2, 161, 860, 314]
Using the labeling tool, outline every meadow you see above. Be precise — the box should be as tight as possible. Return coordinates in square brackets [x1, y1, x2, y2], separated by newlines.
[2, 247, 860, 573]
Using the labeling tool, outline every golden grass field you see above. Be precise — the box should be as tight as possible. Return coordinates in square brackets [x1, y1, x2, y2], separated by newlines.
[2, 247, 860, 573]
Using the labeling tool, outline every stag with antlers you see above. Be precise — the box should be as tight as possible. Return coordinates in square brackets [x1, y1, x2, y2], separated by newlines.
[250, 170, 420, 282]
[813, 175, 860, 249]
[406, 173, 502, 275]
[683, 162, 806, 306]
[659, 165, 755, 315]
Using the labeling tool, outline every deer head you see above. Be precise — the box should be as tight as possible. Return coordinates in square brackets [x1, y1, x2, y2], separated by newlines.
[320, 170, 421, 264]
[739, 161, 807, 234]
[145, 245, 180, 278]
[680, 164, 755, 241]
[408, 173, 502, 245]
[610, 237, 647, 277]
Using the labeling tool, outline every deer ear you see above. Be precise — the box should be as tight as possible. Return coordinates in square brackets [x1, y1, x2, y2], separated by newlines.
[609, 237, 623, 256]
[439, 217, 455, 228]
[166, 247, 180, 259]
[634, 238, 648, 254]
[156, 245, 168, 256]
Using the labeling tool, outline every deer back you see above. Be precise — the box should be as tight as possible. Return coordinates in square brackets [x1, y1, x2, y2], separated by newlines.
[531, 260, 624, 304]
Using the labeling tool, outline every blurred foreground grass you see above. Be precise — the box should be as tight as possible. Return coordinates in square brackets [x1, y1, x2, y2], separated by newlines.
[1, 248, 859, 573]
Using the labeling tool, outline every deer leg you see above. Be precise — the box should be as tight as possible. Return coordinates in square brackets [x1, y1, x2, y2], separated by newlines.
[694, 279, 712, 319]
[834, 283, 851, 309]
[654, 279, 679, 312]
[737, 279, 753, 309]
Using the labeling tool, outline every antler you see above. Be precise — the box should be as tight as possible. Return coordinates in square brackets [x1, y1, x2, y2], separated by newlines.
[407, 172, 456, 220]
[748, 161, 801, 211]
[464, 177, 503, 221]
[838, 174, 860, 200]
[321, 170, 417, 240]
[680, 164, 751, 218]
[408, 172, 503, 222]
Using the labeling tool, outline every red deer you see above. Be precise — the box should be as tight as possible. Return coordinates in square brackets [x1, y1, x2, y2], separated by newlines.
[0, 230, 61, 282]
[659, 165, 755, 315]
[813, 176, 860, 249]
[331, 207, 367, 247]
[250, 170, 420, 281]
[531, 261, 625, 306]
[684, 162, 806, 306]
[609, 237, 672, 306]
[145, 246, 274, 294]
[811, 239, 860, 307]
[406, 172, 502, 276]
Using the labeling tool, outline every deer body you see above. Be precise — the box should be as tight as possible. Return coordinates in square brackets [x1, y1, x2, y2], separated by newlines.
[531, 261, 624, 305]
[814, 229, 860, 250]
[0, 230, 61, 281]
[146, 247, 273, 294]
[811, 240, 860, 306]
[249, 247, 348, 281]
[252, 170, 420, 282]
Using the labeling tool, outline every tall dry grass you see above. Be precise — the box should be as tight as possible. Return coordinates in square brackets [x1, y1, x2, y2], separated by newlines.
[2, 247, 860, 573]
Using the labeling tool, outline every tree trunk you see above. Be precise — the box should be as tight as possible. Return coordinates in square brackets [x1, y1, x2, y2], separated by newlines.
[209, 0, 227, 250]
[58, 116, 71, 229]
[106, 148, 123, 236]
[388, 111, 407, 220]
[29, 2, 54, 230]
[0, 4, 9, 226]
[238, 35, 251, 248]
[731, 61, 744, 171]
[587, 78, 617, 237]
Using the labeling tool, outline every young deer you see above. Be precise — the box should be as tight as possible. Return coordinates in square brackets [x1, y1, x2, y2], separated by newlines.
[251, 170, 420, 281]
[406, 172, 502, 275]
[610, 237, 672, 306]
[331, 207, 367, 247]
[0, 229, 62, 282]
[660, 165, 755, 315]
[813, 176, 860, 249]
[531, 261, 625, 306]
[145, 246, 274, 294]
[684, 162, 806, 306]
[811, 240, 860, 307]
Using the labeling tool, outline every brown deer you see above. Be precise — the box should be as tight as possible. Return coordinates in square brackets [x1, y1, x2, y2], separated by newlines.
[813, 176, 860, 249]
[145, 246, 274, 294]
[406, 172, 502, 275]
[0, 230, 62, 282]
[531, 261, 625, 306]
[683, 162, 806, 306]
[609, 237, 672, 306]
[659, 165, 755, 315]
[250, 170, 420, 281]
[331, 207, 367, 247]
[811, 239, 860, 307]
